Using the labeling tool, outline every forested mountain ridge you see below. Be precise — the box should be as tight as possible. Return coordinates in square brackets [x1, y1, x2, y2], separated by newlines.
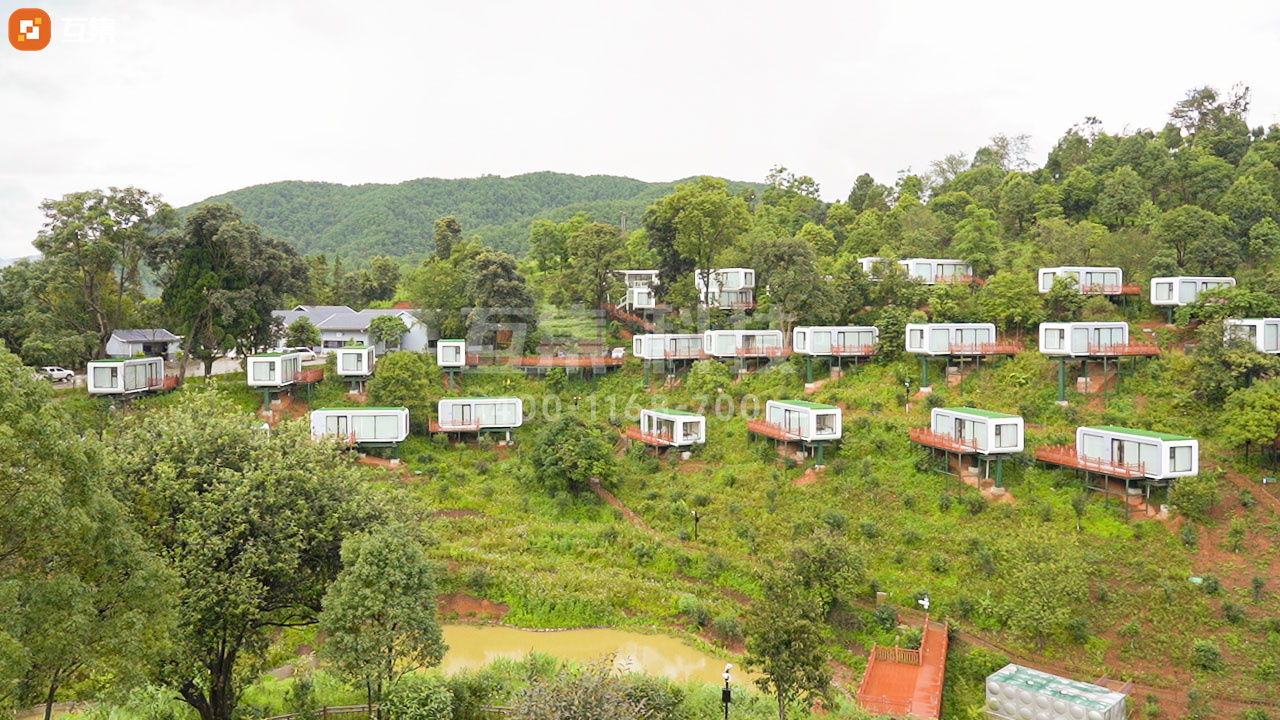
[186, 171, 761, 262]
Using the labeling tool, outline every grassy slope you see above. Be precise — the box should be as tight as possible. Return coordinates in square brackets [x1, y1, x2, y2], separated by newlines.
[71, 346, 1280, 719]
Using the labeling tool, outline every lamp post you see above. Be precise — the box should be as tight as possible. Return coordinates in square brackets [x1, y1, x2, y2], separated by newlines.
[721, 664, 732, 720]
[691, 509, 701, 541]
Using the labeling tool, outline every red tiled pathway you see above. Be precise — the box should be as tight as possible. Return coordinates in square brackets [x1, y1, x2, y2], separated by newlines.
[856, 615, 948, 719]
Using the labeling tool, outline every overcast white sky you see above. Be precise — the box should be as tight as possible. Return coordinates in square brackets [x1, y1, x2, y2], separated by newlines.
[2, 0, 1279, 258]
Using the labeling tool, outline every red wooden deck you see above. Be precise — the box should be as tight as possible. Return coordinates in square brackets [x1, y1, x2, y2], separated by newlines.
[429, 421, 480, 433]
[948, 341, 1023, 356]
[735, 346, 792, 358]
[147, 375, 182, 391]
[832, 344, 877, 357]
[625, 426, 674, 446]
[509, 355, 624, 368]
[909, 427, 978, 454]
[1035, 444, 1146, 479]
[663, 349, 709, 360]
[746, 418, 802, 441]
[857, 616, 948, 719]
[1087, 342, 1161, 356]
[934, 274, 984, 286]
[293, 368, 324, 383]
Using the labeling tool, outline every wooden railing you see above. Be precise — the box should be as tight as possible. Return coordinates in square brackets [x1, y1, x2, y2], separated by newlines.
[1035, 444, 1147, 478]
[831, 344, 877, 357]
[625, 426, 674, 446]
[663, 348, 708, 359]
[294, 368, 324, 383]
[735, 346, 791, 358]
[949, 341, 1023, 356]
[747, 418, 803, 441]
[1088, 341, 1161, 356]
[509, 355, 624, 368]
[934, 274, 984, 286]
[1080, 283, 1142, 296]
[430, 420, 481, 433]
[873, 644, 922, 665]
[909, 427, 978, 454]
[147, 374, 181, 391]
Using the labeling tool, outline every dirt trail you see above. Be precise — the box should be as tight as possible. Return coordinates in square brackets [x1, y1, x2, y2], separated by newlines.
[589, 477, 655, 534]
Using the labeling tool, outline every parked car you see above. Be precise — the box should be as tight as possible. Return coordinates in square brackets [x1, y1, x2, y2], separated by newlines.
[283, 347, 319, 362]
[38, 366, 75, 382]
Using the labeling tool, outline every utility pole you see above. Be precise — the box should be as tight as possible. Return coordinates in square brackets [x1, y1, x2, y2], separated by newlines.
[620, 210, 628, 236]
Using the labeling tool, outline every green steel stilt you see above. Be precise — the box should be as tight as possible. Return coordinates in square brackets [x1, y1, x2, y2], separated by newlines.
[806, 357, 813, 383]
[920, 356, 929, 386]
[816, 444, 824, 466]
[1057, 358, 1066, 402]
[995, 457, 1004, 488]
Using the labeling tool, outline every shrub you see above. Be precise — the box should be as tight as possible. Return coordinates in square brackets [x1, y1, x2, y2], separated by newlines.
[1180, 522, 1198, 549]
[859, 520, 880, 539]
[685, 359, 733, 397]
[1170, 472, 1220, 522]
[1067, 616, 1090, 644]
[382, 675, 454, 720]
[928, 554, 949, 574]
[530, 416, 616, 494]
[1201, 575, 1221, 595]
[1226, 517, 1247, 552]
[712, 613, 743, 642]
[821, 509, 848, 531]
[1190, 641, 1223, 671]
[676, 595, 711, 628]
[1222, 601, 1246, 624]
[874, 604, 899, 630]
[1240, 488, 1257, 508]
[446, 672, 502, 720]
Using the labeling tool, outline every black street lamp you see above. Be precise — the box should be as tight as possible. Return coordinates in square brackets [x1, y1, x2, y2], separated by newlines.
[722, 663, 732, 720]
[691, 509, 701, 541]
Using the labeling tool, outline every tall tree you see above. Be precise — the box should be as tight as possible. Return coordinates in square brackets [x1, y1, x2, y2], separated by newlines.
[530, 417, 615, 494]
[285, 316, 321, 349]
[31, 187, 174, 359]
[950, 205, 1003, 277]
[566, 222, 625, 344]
[467, 250, 538, 355]
[152, 204, 306, 378]
[406, 237, 483, 341]
[653, 177, 751, 309]
[320, 524, 446, 717]
[360, 256, 402, 304]
[433, 216, 462, 259]
[745, 573, 831, 720]
[369, 314, 408, 351]
[1156, 205, 1229, 269]
[1094, 166, 1147, 228]
[754, 233, 828, 334]
[0, 349, 173, 720]
[109, 390, 382, 720]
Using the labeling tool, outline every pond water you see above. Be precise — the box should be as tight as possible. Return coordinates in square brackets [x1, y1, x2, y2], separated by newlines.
[441, 624, 750, 687]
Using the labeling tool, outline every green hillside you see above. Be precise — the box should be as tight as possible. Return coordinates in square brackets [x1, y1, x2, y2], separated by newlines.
[187, 172, 761, 262]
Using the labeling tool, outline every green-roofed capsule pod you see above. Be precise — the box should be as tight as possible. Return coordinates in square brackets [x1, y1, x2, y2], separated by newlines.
[1076, 425, 1199, 481]
[87, 356, 165, 395]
